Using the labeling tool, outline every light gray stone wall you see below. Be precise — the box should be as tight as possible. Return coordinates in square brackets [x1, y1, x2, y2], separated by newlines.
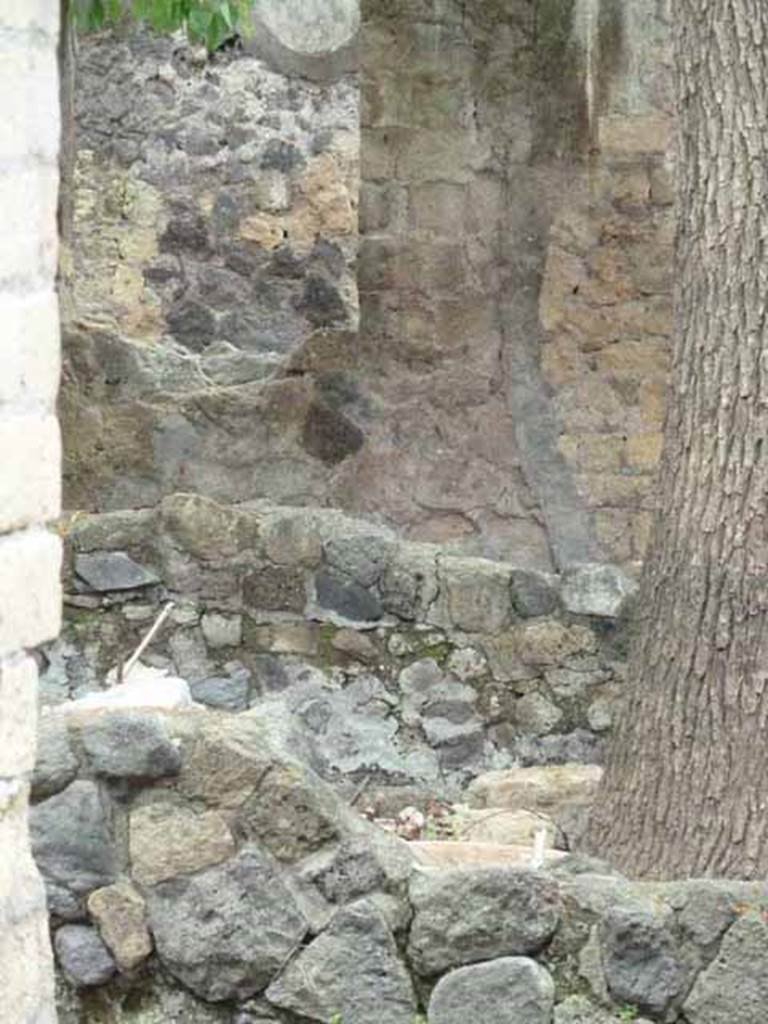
[0, 2, 62, 1020]
[44, 497, 635, 798]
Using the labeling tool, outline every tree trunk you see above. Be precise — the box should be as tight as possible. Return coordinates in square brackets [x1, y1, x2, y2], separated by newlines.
[585, 0, 768, 879]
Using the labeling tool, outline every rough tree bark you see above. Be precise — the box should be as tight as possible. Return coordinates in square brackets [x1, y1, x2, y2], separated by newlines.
[585, 0, 768, 879]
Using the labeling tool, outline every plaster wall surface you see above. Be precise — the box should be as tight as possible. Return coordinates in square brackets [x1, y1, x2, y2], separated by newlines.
[0, 2, 63, 1021]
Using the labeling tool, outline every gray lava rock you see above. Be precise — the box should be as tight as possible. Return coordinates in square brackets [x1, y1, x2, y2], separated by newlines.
[684, 916, 768, 1024]
[600, 907, 688, 1016]
[299, 825, 413, 908]
[672, 881, 740, 948]
[324, 532, 392, 587]
[32, 714, 78, 799]
[74, 552, 159, 592]
[408, 868, 560, 976]
[309, 838, 390, 905]
[146, 845, 308, 1002]
[79, 712, 181, 780]
[266, 899, 416, 1024]
[428, 956, 554, 1024]
[234, 759, 345, 863]
[30, 780, 117, 919]
[561, 564, 637, 618]
[313, 570, 382, 623]
[380, 545, 439, 621]
[54, 924, 117, 988]
[191, 673, 250, 711]
[510, 569, 560, 618]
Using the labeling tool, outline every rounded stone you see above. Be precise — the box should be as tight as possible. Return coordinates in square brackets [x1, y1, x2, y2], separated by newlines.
[54, 924, 117, 988]
[428, 957, 554, 1024]
[252, 0, 359, 55]
[408, 867, 561, 976]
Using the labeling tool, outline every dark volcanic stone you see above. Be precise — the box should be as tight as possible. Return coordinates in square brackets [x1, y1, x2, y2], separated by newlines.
[269, 246, 306, 279]
[302, 401, 364, 465]
[314, 570, 382, 623]
[54, 925, 117, 988]
[191, 674, 250, 711]
[30, 780, 117, 919]
[601, 907, 688, 1017]
[266, 900, 416, 1024]
[260, 139, 305, 172]
[297, 275, 347, 326]
[74, 552, 159, 592]
[160, 207, 210, 253]
[167, 299, 216, 351]
[147, 846, 308, 1002]
[80, 712, 182, 780]
[408, 867, 561, 976]
[510, 569, 560, 618]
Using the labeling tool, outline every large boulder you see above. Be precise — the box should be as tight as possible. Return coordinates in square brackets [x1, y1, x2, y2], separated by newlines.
[77, 711, 182, 780]
[600, 906, 688, 1017]
[408, 867, 560, 976]
[146, 845, 309, 1002]
[266, 899, 416, 1023]
[684, 916, 768, 1024]
[428, 957, 555, 1024]
[30, 780, 117, 919]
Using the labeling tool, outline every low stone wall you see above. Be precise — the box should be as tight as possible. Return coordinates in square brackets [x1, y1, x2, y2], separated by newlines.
[35, 704, 768, 1024]
[45, 494, 637, 814]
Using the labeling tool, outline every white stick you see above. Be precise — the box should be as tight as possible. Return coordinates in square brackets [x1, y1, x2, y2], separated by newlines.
[530, 827, 547, 871]
[122, 601, 175, 682]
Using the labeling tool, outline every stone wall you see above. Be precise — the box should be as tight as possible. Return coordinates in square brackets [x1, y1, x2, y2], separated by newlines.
[45, 495, 636, 812]
[62, 17, 361, 512]
[33, 703, 768, 1024]
[0, 1, 62, 1019]
[352, 0, 674, 568]
[62, 0, 674, 574]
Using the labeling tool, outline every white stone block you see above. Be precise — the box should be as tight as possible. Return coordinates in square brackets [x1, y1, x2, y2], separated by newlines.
[0, 291, 60, 414]
[0, 414, 61, 533]
[0, 792, 55, 1022]
[0, 655, 38, 777]
[0, 529, 61, 657]
[0, 165, 59, 291]
[0, 0, 60, 34]
[0, 42, 60, 163]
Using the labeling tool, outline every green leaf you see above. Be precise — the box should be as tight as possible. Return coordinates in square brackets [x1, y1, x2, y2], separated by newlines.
[219, 2, 234, 30]
[73, 0, 254, 50]
[187, 6, 212, 41]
